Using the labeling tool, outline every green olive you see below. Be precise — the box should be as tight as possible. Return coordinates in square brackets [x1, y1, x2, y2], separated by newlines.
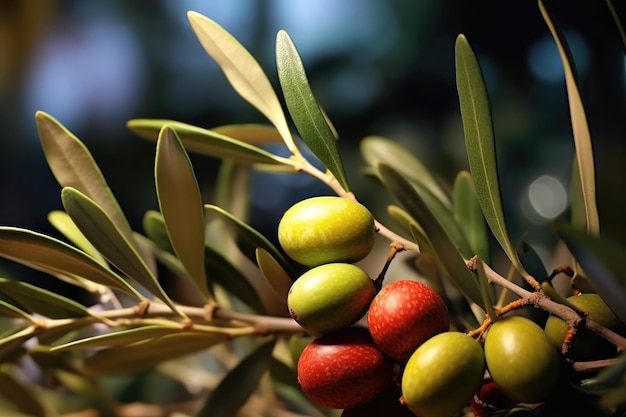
[278, 196, 376, 267]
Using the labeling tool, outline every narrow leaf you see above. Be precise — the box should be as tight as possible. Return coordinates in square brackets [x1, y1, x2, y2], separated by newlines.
[455, 34, 528, 278]
[0, 370, 48, 417]
[52, 326, 188, 351]
[211, 123, 285, 145]
[128, 119, 293, 167]
[61, 187, 183, 316]
[377, 163, 482, 306]
[453, 171, 490, 264]
[197, 340, 276, 417]
[0, 299, 35, 321]
[256, 248, 293, 302]
[476, 258, 497, 322]
[0, 278, 92, 318]
[186, 12, 299, 155]
[0, 226, 140, 297]
[540, 0, 599, 235]
[36, 111, 136, 248]
[553, 221, 626, 324]
[48, 210, 106, 265]
[361, 136, 452, 208]
[205, 204, 293, 275]
[205, 244, 264, 313]
[155, 126, 210, 300]
[276, 30, 350, 192]
[84, 332, 229, 375]
[142, 210, 174, 253]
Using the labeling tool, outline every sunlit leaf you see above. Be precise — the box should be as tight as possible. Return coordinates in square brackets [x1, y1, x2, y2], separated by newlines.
[205, 204, 293, 275]
[0, 370, 48, 417]
[155, 126, 210, 300]
[0, 226, 140, 297]
[61, 187, 183, 316]
[84, 332, 230, 375]
[553, 221, 626, 324]
[455, 34, 528, 279]
[453, 171, 490, 264]
[47, 210, 106, 266]
[128, 119, 293, 168]
[186, 12, 299, 155]
[211, 123, 285, 145]
[276, 30, 350, 192]
[36, 111, 136, 249]
[52, 325, 188, 351]
[205, 244, 264, 313]
[256, 248, 293, 302]
[196, 340, 275, 417]
[377, 163, 482, 307]
[0, 278, 92, 319]
[361, 136, 452, 208]
[540, 1, 599, 235]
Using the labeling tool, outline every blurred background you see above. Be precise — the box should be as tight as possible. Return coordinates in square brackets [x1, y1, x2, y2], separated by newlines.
[0, 0, 625, 280]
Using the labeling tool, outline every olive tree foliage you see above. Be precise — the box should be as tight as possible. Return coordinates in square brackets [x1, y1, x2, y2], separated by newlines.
[0, 1, 624, 416]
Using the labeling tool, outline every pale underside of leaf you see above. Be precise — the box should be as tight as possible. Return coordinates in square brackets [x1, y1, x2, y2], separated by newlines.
[186, 11, 299, 156]
[539, 1, 599, 235]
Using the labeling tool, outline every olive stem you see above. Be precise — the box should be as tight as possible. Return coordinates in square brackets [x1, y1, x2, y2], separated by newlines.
[373, 243, 404, 291]
[473, 258, 626, 351]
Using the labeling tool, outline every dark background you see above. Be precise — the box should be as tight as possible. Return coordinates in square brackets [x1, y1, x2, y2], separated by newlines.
[0, 0, 625, 283]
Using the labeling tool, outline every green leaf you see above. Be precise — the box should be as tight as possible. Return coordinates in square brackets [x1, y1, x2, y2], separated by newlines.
[377, 163, 482, 307]
[155, 126, 210, 300]
[205, 204, 294, 276]
[47, 210, 106, 266]
[186, 12, 299, 156]
[127, 119, 293, 168]
[205, 244, 264, 313]
[0, 370, 48, 417]
[0, 299, 35, 321]
[61, 187, 183, 316]
[0, 226, 140, 297]
[453, 171, 490, 264]
[0, 278, 92, 319]
[142, 210, 174, 253]
[84, 332, 229, 375]
[196, 340, 275, 417]
[361, 136, 452, 208]
[211, 123, 285, 145]
[476, 258, 497, 322]
[455, 34, 528, 278]
[214, 160, 252, 216]
[36, 111, 136, 250]
[52, 325, 188, 351]
[553, 221, 626, 324]
[275, 30, 350, 192]
[255, 248, 293, 303]
[540, 1, 599, 235]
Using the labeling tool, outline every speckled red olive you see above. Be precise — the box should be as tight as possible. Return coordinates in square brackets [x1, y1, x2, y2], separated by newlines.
[297, 326, 394, 409]
[367, 280, 450, 361]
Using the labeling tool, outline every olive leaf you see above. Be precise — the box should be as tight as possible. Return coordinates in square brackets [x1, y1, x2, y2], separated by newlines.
[540, 0, 599, 235]
[377, 163, 482, 307]
[256, 248, 293, 302]
[36, 111, 136, 250]
[61, 187, 184, 317]
[196, 340, 276, 417]
[205, 244, 265, 314]
[455, 34, 529, 280]
[142, 210, 174, 253]
[553, 221, 626, 324]
[84, 332, 230, 375]
[155, 126, 210, 301]
[128, 119, 293, 169]
[0, 278, 92, 319]
[276, 30, 350, 192]
[453, 171, 490, 264]
[186, 11, 299, 156]
[51, 325, 189, 351]
[0, 226, 141, 297]
[47, 210, 106, 266]
[205, 204, 294, 276]
[361, 136, 452, 208]
[0, 370, 48, 417]
[0, 299, 36, 321]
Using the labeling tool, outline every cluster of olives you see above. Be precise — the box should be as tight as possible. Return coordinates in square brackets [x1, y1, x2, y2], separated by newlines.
[277, 196, 625, 417]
